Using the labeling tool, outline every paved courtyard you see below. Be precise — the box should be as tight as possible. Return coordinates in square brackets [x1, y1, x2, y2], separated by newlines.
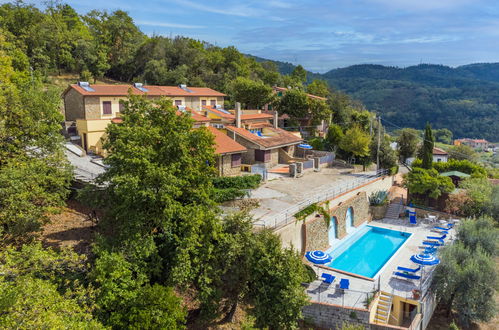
[305, 217, 457, 308]
[248, 167, 380, 227]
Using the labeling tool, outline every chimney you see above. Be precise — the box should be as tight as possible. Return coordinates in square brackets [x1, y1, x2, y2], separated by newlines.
[273, 111, 279, 128]
[235, 102, 241, 128]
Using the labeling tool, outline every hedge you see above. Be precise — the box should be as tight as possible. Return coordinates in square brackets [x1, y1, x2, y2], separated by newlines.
[212, 174, 262, 189]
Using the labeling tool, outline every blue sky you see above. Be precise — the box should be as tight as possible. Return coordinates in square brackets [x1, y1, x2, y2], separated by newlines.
[22, 0, 499, 72]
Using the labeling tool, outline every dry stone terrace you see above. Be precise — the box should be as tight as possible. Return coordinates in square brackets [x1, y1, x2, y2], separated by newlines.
[304, 218, 457, 308]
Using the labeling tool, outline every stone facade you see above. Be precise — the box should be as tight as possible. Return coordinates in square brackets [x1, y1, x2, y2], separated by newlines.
[217, 154, 242, 176]
[304, 192, 371, 251]
[63, 88, 85, 121]
[84, 96, 102, 120]
[329, 192, 370, 239]
[304, 215, 329, 252]
[302, 302, 370, 329]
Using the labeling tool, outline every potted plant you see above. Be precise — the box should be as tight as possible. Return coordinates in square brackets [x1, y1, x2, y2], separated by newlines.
[412, 289, 421, 300]
[369, 190, 389, 220]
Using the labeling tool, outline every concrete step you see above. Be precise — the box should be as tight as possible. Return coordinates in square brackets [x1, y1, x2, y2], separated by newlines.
[375, 316, 388, 323]
[377, 309, 388, 315]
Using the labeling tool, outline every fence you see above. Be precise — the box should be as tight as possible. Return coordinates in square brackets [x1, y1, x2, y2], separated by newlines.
[254, 169, 389, 229]
[306, 283, 376, 310]
[303, 159, 314, 170]
[250, 163, 268, 181]
[319, 153, 335, 164]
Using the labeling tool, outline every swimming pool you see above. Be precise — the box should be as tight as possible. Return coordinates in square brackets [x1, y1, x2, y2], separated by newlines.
[326, 225, 411, 278]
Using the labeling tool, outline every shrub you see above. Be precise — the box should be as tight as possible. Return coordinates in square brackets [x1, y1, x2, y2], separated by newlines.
[412, 159, 487, 178]
[212, 175, 262, 190]
[369, 190, 389, 206]
[213, 188, 248, 203]
[389, 165, 399, 175]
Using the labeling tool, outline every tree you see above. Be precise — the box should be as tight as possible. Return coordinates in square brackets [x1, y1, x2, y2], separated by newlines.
[339, 125, 371, 161]
[434, 128, 453, 144]
[371, 134, 397, 170]
[90, 252, 186, 329]
[324, 124, 344, 151]
[0, 37, 71, 244]
[81, 95, 220, 285]
[432, 243, 496, 327]
[447, 145, 476, 162]
[276, 88, 309, 123]
[457, 216, 498, 256]
[459, 177, 493, 216]
[291, 64, 307, 84]
[248, 230, 311, 329]
[307, 80, 330, 98]
[230, 77, 274, 109]
[404, 168, 454, 204]
[396, 128, 420, 162]
[308, 97, 331, 126]
[421, 122, 434, 169]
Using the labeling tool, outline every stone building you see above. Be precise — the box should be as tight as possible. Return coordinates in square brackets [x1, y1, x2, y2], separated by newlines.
[206, 126, 247, 176]
[62, 82, 223, 155]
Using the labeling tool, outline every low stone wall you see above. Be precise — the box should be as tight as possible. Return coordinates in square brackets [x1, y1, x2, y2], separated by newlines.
[329, 192, 370, 239]
[302, 302, 370, 329]
[370, 205, 388, 220]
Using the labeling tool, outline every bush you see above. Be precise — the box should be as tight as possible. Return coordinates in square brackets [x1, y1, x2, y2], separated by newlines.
[389, 165, 399, 175]
[212, 175, 262, 190]
[369, 190, 389, 206]
[213, 188, 248, 203]
[412, 159, 487, 178]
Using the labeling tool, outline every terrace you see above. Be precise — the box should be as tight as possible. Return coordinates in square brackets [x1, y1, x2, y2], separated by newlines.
[303, 217, 457, 327]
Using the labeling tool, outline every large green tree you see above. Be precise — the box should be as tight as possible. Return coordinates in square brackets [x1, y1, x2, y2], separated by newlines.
[230, 76, 274, 109]
[339, 125, 371, 161]
[83, 95, 220, 284]
[396, 128, 420, 162]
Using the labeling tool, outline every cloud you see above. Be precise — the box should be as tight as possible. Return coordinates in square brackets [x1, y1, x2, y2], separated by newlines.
[169, 0, 263, 17]
[136, 21, 205, 29]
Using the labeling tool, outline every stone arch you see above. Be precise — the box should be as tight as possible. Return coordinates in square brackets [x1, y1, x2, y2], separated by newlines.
[328, 216, 338, 245]
[345, 207, 354, 233]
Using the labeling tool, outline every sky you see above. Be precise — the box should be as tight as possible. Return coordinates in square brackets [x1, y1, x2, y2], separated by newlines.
[19, 0, 499, 72]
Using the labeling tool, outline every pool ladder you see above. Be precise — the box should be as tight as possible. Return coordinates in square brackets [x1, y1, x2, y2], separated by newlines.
[374, 291, 393, 324]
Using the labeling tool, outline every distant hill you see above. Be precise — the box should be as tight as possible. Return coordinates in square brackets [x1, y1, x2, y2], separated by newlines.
[251, 56, 499, 141]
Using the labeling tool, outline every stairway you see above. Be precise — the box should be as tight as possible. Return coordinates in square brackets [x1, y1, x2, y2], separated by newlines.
[385, 197, 404, 220]
[374, 291, 393, 324]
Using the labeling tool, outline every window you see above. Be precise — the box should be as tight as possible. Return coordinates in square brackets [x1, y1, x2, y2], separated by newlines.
[255, 150, 270, 162]
[201, 100, 207, 106]
[231, 154, 241, 167]
[210, 99, 216, 106]
[175, 100, 182, 106]
[102, 101, 112, 115]
[119, 102, 124, 113]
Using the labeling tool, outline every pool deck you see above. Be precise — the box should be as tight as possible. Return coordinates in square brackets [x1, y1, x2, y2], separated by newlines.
[305, 217, 457, 309]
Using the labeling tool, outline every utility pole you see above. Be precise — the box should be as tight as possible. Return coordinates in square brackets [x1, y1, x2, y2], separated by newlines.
[376, 115, 381, 172]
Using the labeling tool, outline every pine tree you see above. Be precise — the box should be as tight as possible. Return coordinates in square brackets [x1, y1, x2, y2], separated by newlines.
[422, 122, 434, 169]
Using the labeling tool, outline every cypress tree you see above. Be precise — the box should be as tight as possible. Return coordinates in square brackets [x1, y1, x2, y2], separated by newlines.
[422, 122, 434, 169]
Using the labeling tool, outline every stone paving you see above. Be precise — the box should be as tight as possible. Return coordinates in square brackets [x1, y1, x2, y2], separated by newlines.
[305, 216, 457, 308]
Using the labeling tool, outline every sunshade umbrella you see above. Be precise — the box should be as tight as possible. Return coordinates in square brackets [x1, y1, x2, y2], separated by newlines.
[298, 143, 313, 157]
[305, 250, 332, 264]
[410, 253, 440, 266]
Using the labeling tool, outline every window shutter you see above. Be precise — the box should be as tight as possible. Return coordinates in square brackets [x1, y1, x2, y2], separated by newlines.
[264, 150, 271, 162]
[103, 101, 112, 115]
[175, 100, 182, 106]
[201, 100, 207, 106]
[210, 100, 216, 106]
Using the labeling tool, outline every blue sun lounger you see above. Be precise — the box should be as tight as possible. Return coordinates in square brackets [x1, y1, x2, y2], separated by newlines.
[423, 240, 444, 247]
[339, 278, 350, 290]
[427, 234, 447, 241]
[394, 272, 421, 280]
[321, 273, 335, 284]
[422, 247, 437, 254]
[397, 265, 421, 273]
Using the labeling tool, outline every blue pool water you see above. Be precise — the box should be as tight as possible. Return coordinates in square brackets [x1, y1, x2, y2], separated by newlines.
[327, 225, 410, 278]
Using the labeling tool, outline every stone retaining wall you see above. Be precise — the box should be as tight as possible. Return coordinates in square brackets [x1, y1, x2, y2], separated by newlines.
[302, 302, 370, 329]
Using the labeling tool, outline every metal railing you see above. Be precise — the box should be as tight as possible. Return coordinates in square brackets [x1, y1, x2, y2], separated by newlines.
[254, 169, 389, 229]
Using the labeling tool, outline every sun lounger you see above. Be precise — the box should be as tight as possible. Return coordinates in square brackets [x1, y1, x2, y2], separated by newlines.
[321, 273, 335, 284]
[422, 247, 437, 254]
[394, 272, 421, 280]
[397, 265, 421, 273]
[339, 278, 350, 290]
[423, 240, 444, 247]
[427, 234, 447, 241]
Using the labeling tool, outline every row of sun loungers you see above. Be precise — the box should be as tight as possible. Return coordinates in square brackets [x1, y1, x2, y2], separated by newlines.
[320, 273, 350, 291]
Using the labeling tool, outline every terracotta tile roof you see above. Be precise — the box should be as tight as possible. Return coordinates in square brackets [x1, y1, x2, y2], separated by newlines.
[65, 84, 225, 97]
[273, 86, 327, 101]
[433, 147, 449, 155]
[240, 113, 273, 120]
[206, 126, 246, 155]
[203, 106, 235, 119]
[225, 125, 302, 149]
[184, 107, 211, 122]
[473, 139, 488, 143]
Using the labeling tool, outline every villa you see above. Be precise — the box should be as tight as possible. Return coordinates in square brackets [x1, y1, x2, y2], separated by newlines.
[62, 82, 224, 155]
